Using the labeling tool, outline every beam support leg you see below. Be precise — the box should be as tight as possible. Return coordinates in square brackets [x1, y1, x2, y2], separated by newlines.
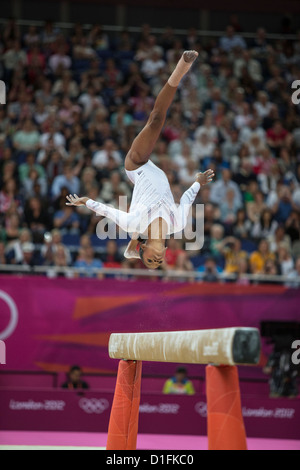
[206, 365, 247, 450]
[106, 360, 142, 450]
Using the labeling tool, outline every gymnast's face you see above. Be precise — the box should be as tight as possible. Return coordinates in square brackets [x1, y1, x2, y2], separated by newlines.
[140, 242, 166, 269]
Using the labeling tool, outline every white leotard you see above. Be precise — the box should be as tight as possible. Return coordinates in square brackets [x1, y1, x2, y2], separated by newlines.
[86, 159, 200, 240]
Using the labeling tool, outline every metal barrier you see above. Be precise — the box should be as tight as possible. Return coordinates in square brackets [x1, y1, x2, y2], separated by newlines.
[0, 263, 299, 285]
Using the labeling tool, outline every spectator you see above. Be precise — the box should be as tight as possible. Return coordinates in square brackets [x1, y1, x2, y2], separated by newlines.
[239, 117, 266, 145]
[249, 239, 275, 274]
[232, 208, 252, 239]
[271, 186, 296, 225]
[61, 365, 89, 390]
[219, 237, 248, 275]
[172, 142, 194, 171]
[219, 188, 242, 226]
[198, 256, 222, 282]
[73, 36, 97, 60]
[12, 119, 40, 154]
[233, 49, 262, 84]
[268, 225, 292, 254]
[286, 257, 300, 288]
[48, 43, 72, 74]
[164, 238, 193, 271]
[221, 128, 241, 162]
[163, 367, 195, 395]
[1, 212, 21, 244]
[23, 25, 40, 47]
[141, 47, 166, 81]
[0, 241, 8, 266]
[178, 159, 199, 186]
[266, 120, 291, 156]
[209, 223, 225, 258]
[40, 20, 60, 47]
[194, 114, 218, 144]
[277, 241, 294, 276]
[0, 179, 20, 214]
[210, 168, 242, 207]
[46, 243, 73, 278]
[73, 246, 103, 278]
[102, 240, 122, 268]
[253, 91, 273, 120]
[78, 84, 104, 119]
[51, 164, 80, 200]
[18, 152, 46, 184]
[40, 229, 71, 266]
[191, 131, 216, 164]
[246, 190, 267, 224]
[17, 242, 39, 267]
[27, 45, 46, 84]
[53, 204, 80, 233]
[285, 211, 300, 244]
[235, 257, 250, 285]
[219, 25, 247, 52]
[100, 170, 131, 203]
[39, 123, 66, 151]
[2, 40, 27, 78]
[262, 258, 280, 281]
[251, 208, 278, 239]
[92, 139, 122, 170]
[88, 24, 109, 50]
[24, 197, 50, 242]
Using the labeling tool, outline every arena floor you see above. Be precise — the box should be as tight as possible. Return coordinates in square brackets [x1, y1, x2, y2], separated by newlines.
[1, 431, 300, 450]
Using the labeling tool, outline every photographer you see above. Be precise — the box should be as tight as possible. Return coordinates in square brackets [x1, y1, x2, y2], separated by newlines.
[197, 256, 222, 282]
[263, 338, 299, 398]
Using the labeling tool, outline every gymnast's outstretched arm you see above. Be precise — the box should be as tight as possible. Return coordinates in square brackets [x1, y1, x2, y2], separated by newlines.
[65, 194, 138, 233]
[176, 170, 215, 231]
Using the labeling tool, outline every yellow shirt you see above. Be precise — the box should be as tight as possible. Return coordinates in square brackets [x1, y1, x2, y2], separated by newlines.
[163, 378, 195, 395]
[250, 251, 275, 274]
[224, 249, 248, 274]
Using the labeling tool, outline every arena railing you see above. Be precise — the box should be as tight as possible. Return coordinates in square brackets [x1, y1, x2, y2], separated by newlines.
[0, 263, 299, 285]
[0, 18, 297, 41]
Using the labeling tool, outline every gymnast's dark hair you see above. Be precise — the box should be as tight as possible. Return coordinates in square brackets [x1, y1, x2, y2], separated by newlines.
[137, 236, 146, 265]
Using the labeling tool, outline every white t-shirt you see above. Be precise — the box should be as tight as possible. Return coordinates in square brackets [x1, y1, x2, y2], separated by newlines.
[92, 150, 122, 169]
[86, 159, 200, 239]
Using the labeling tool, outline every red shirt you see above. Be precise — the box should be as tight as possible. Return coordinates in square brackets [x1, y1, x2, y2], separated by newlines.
[266, 128, 288, 143]
[165, 248, 183, 267]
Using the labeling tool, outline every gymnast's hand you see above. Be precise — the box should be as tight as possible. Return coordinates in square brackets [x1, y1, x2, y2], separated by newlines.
[66, 194, 89, 206]
[196, 169, 215, 186]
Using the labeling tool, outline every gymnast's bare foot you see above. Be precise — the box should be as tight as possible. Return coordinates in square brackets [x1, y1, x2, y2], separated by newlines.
[183, 50, 199, 63]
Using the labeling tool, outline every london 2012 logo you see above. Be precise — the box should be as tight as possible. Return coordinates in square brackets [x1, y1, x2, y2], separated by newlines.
[78, 398, 110, 414]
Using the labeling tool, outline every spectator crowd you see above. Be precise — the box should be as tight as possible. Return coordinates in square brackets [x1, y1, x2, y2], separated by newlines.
[0, 17, 300, 283]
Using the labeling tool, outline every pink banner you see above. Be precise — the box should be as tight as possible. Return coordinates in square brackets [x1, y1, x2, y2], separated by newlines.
[0, 389, 299, 439]
[0, 275, 299, 374]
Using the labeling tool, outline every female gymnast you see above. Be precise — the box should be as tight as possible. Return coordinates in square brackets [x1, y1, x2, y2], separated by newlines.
[66, 51, 214, 269]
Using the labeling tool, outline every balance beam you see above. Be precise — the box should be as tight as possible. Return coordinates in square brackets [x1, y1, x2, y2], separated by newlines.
[109, 327, 261, 365]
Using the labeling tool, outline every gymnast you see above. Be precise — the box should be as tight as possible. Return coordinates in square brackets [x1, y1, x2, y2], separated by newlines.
[66, 51, 214, 269]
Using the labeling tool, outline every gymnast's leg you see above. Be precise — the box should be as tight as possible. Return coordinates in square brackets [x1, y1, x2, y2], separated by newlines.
[125, 50, 198, 171]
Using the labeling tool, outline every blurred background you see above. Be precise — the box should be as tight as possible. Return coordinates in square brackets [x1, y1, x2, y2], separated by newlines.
[0, 0, 299, 450]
